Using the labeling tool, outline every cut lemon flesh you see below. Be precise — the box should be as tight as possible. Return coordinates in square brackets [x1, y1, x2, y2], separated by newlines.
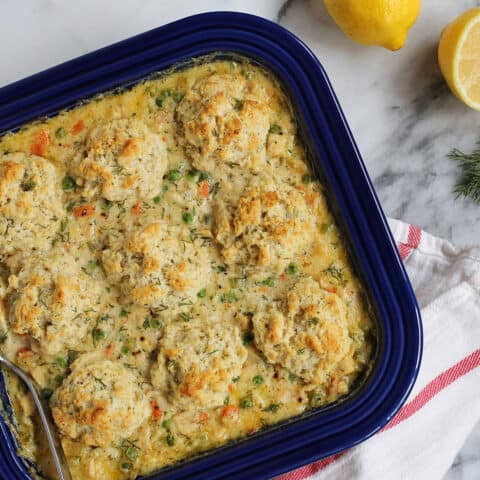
[438, 8, 480, 111]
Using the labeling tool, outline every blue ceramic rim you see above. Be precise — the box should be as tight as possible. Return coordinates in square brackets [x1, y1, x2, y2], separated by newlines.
[0, 12, 422, 480]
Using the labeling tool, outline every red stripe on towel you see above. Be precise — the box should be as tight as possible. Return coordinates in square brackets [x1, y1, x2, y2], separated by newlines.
[407, 225, 421, 249]
[398, 224, 422, 260]
[398, 243, 412, 260]
[276, 348, 480, 480]
[383, 348, 480, 431]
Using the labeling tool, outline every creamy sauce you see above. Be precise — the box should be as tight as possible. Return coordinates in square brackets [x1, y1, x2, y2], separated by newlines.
[0, 58, 375, 480]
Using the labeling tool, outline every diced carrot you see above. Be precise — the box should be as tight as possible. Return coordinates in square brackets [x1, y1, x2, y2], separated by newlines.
[73, 204, 95, 218]
[198, 180, 209, 198]
[279, 272, 287, 282]
[199, 411, 209, 423]
[323, 286, 337, 294]
[16, 347, 33, 358]
[104, 343, 114, 357]
[91, 406, 105, 422]
[71, 120, 85, 135]
[327, 376, 339, 396]
[131, 202, 142, 215]
[228, 383, 235, 393]
[150, 401, 162, 420]
[258, 285, 270, 294]
[120, 139, 138, 158]
[30, 129, 49, 156]
[62, 242, 70, 252]
[221, 405, 239, 417]
[305, 192, 317, 206]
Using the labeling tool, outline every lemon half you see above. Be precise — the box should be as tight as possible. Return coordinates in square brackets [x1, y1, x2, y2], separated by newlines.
[438, 7, 480, 111]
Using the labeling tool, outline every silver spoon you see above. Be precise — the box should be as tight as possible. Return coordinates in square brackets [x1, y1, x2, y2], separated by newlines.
[0, 352, 72, 480]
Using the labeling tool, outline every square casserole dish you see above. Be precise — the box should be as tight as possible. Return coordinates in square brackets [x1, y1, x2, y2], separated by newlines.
[0, 12, 422, 480]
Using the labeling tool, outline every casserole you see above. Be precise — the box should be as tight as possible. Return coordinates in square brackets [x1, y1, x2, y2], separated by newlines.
[0, 12, 422, 480]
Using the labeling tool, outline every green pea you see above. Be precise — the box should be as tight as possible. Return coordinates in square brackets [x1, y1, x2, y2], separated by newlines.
[54, 357, 67, 369]
[264, 403, 282, 413]
[166, 433, 175, 446]
[167, 169, 181, 182]
[252, 375, 264, 386]
[92, 328, 106, 343]
[62, 175, 76, 191]
[55, 127, 66, 139]
[155, 90, 171, 108]
[261, 277, 276, 287]
[197, 288, 207, 298]
[150, 317, 162, 328]
[182, 211, 194, 224]
[186, 169, 200, 181]
[83, 259, 100, 275]
[309, 390, 326, 408]
[239, 397, 253, 409]
[285, 263, 300, 276]
[125, 447, 138, 461]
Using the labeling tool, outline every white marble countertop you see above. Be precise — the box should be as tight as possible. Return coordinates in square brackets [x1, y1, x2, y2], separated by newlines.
[0, 0, 479, 479]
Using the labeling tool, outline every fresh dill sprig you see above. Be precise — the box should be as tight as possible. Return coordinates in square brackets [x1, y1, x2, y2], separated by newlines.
[450, 142, 480, 203]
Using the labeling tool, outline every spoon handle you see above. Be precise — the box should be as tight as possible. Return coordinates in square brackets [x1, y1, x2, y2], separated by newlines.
[0, 355, 72, 480]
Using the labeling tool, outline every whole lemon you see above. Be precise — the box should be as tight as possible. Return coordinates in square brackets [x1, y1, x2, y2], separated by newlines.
[323, 0, 421, 51]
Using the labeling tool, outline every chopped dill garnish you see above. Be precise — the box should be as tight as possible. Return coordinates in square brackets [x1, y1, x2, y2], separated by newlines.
[450, 142, 480, 202]
[93, 376, 107, 389]
[179, 312, 192, 322]
[324, 264, 346, 286]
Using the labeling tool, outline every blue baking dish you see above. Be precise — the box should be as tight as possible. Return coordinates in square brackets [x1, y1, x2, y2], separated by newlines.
[0, 11, 422, 480]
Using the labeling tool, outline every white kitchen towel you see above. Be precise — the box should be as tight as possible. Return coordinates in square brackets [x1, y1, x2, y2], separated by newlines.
[277, 218, 480, 480]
